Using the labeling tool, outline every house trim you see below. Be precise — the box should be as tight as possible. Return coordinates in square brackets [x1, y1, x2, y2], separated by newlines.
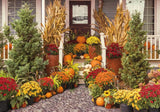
[2, 0, 8, 26]
[36, 0, 42, 28]
[155, 0, 160, 35]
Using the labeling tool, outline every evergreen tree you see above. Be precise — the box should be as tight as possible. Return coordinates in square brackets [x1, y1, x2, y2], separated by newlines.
[120, 11, 150, 88]
[5, 3, 48, 78]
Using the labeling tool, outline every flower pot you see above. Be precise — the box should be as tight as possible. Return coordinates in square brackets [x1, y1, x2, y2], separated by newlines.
[149, 107, 159, 112]
[89, 45, 98, 59]
[120, 103, 133, 112]
[133, 108, 148, 112]
[0, 100, 10, 112]
[105, 104, 113, 109]
[106, 57, 122, 77]
[45, 54, 59, 75]
[27, 97, 35, 105]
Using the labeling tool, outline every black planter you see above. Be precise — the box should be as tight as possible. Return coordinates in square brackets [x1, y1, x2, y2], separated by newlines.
[149, 107, 159, 112]
[0, 100, 10, 112]
[133, 108, 148, 112]
[27, 97, 35, 105]
[120, 103, 133, 112]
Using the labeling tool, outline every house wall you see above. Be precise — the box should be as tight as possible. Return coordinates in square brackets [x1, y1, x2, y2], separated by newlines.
[0, 0, 2, 28]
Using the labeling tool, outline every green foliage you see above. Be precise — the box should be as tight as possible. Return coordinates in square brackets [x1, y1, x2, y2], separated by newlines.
[89, 84, 103, 99]
[3, 25, 14, 43]
[0, 70, 13, 78]
[120, 11, 150, 88]
[50, 75, 62, 91]
[0, 29, 6, 69]
[5, 3, 48, 79]
[10, 94, 29, 109]
[64, 44, 75, 55]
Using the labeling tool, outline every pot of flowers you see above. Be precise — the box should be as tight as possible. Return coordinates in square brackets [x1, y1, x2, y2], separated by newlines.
[73, 43, 88, 58]
[19, 81, 42, 105]
[37, 77, 54, 95]
[86, 36, 101, 59]
[113, 89, 133, 112]
[0, 77, 18, 112]
[139, 83, 160, 112]
[44, 44, 59, 75]
[106, 43, 123, 76]
[102, 89, 115, 109]
[126, 89, 148, 112]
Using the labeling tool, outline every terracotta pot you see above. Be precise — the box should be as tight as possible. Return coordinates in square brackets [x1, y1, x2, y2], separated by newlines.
[106, 57, 122, 77]
[45, 55, 59, 75]
[105, 104, 113, 109]
[89, 45, 97, 59]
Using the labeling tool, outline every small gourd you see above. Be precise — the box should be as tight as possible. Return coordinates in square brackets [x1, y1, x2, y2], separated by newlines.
[45, 92, 52, 98]
[96, 97, 104, 106]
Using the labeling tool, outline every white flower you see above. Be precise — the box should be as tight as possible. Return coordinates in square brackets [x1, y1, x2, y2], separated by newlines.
[85, 64, 92, 69]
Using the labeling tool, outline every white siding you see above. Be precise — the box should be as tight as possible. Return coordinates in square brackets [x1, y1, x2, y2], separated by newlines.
[0, 0, 2, 27]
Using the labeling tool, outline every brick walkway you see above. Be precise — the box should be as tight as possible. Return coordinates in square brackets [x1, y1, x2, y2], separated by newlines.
[10, 85, 121, 112]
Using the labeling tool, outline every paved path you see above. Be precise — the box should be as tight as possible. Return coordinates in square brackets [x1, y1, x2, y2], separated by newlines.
[11, 85, 121, 112]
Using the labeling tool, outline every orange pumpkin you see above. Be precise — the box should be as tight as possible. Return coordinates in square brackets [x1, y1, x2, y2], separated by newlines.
[96, 97, 104, 106]
[64, 68, 75, 76]
[76, 36, 86, 43]
[73, 54, 77, 58]
[83, 54, 89, 59]
[152, 44, 155, 50]
[91, 60, 101, 67]
[45, 92, 52, 98]
[64, 54, 72, 64]
[144, 42, 150, 49]
[52, 91, 56, 95]
[41, 95, 46, 99]
[96, 55, 102, 61]
[57, 86, 64, 93]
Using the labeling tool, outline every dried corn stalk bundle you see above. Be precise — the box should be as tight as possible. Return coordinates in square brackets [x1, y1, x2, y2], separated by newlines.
[94, 3, 131, 47]
[41, 0, 69, 46]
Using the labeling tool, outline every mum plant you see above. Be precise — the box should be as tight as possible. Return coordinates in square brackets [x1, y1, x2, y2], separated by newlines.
[44, 44, 59, 55]
[89, 84, 103, 99]
[139, 83, 160, 109]
[18, 81, 42, 97]
[106, 43, 123, 59]
[0, 77, 18, 101]
[37, 77, 54, 94]
[86, 36, 101, 45]
[74, 43, 88, 56]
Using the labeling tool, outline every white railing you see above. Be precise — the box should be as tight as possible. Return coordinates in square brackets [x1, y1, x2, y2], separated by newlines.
[145, 35, 160, 60]
[100, 32, 106, 68]
[1, 40, 12, 60]
[59, 33, 64, 66]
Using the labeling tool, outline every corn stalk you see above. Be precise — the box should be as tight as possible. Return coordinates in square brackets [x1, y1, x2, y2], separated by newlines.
[94, 3, 131, 47]
[41, 0, 69, 46]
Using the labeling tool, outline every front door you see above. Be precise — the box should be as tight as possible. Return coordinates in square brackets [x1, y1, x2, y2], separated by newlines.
[69, 1, 91, 35]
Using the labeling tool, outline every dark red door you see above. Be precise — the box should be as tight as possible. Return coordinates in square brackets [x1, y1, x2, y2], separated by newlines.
[69, 1, 91, 35]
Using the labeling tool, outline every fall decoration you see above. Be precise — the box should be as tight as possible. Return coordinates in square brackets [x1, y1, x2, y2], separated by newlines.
[21, 102, 27, 108]
[95, 71, 116, 86]
[76, 36, 86, 43]
[41, 0, 69, 46]
[83, 54, 89, 59]
[96, 55, 102, 61]
[93, 3, 130, 47]
[91, 60, 101, 68]
[144, 42, 150, 49]
[74, 43, 87, 55]
[96, 97, 105, 106]
[86, 36, 101, 45]
[64, 68, 75, 76]
[57, 86, 64, 93]
[52, 91, 56, 95]
[45, 92, 52, 98]
[64, 54, 72, 65]
[34, 96, 41, 102]
[44, 44, 59, 55]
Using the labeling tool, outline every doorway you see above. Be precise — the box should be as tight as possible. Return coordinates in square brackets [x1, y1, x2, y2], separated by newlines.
[69, 1, 91, 35]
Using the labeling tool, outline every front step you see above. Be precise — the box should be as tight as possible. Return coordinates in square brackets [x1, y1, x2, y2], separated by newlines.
[73, 59, 87, 84]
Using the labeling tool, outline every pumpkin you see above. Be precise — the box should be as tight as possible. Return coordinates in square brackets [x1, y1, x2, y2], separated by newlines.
[21, 102, 27, 108]
[152, 44, 155, 50]
[83, 54, 89, 59]
[64, 68, 75, 76]
[96, 55, 102, 61]
[52, 91, 56, 95]
[64, 54, 72, 64]
[144, 42, 150, 49]
[91, 60, 101, 67]
[57, 86, 64, 93]
[45, 92, 52, 98]
[73, 54, 77, 58]
[92, 98, 94, 102]
[96, 97, 104, 106]
[76, 36, 86, 43]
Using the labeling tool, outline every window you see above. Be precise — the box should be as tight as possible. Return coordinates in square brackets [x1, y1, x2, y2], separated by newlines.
[102, 0, 119, 20]
[142, 0, 154, 35]
[8, 0, 36, 34]
[0, 0, 2, 28]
